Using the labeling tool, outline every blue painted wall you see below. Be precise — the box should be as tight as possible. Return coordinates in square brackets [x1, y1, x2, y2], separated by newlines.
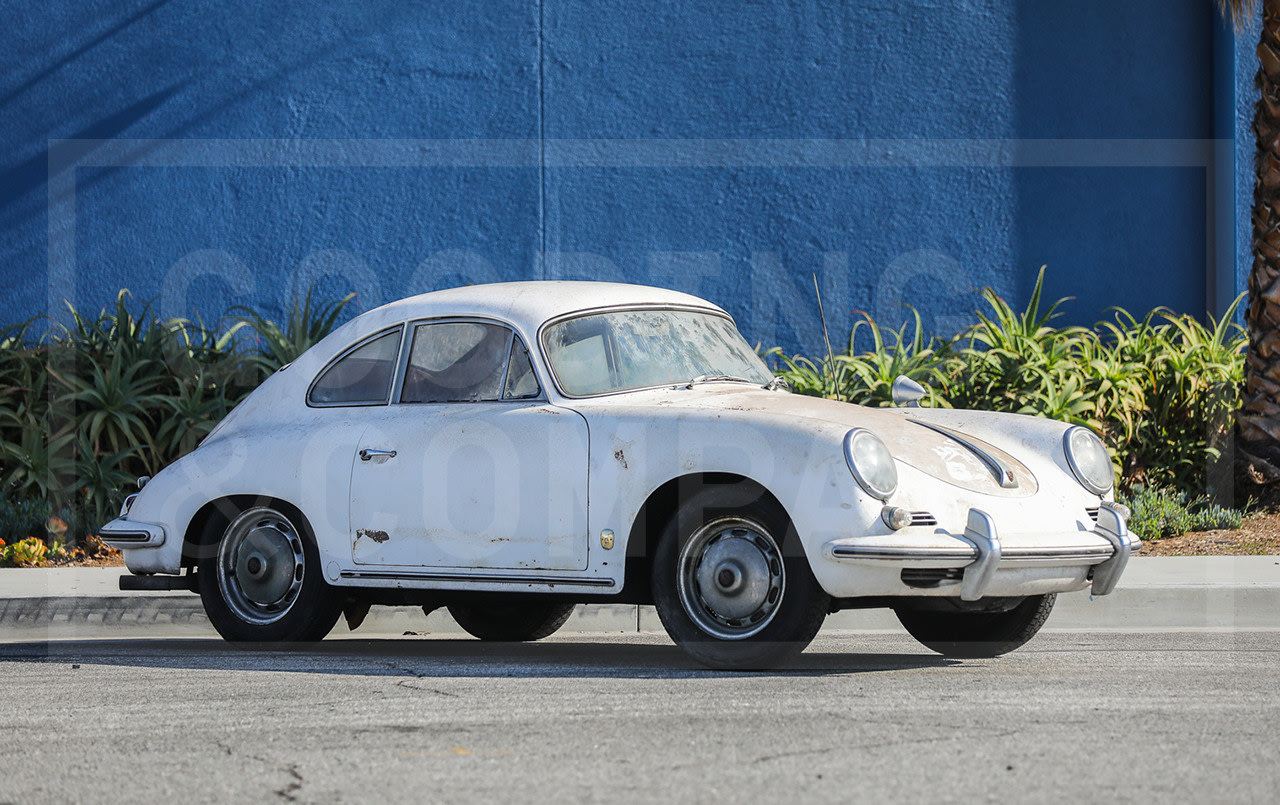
[0, 0, 1252, 356]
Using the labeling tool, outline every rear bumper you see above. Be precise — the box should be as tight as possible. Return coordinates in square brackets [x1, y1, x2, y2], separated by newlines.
[100, 518, 166, 549]
[824, 502, 1138, 599]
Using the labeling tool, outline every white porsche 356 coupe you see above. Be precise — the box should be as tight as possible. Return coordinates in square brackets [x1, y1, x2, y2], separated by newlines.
[103, 282, 1136, 669]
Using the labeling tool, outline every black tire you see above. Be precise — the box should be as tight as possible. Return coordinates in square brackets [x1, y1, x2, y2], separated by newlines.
[652, 485, 829, 670]
[198, 505, 342, 642]
[894, 594, 1056, 658]
[447, 602, 576, 641]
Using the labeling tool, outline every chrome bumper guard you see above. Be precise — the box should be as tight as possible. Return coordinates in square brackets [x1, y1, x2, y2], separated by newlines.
[959, 502, 1136, 600]
[1087, 502, 1136, 596]
[100, 518, 166, 549]
[829, 501, 1139, 600]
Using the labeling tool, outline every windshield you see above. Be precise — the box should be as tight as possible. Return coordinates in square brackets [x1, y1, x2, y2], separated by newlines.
[542, 308, 773, 396]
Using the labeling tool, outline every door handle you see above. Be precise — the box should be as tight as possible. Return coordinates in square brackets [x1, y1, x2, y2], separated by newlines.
[359, 448, 397, 462]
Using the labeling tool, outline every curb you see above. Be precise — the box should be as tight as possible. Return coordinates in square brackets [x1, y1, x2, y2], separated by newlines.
[2, 557, 1277, 637]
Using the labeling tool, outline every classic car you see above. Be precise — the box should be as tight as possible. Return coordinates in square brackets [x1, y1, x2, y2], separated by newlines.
[102, 281, 1137, 669]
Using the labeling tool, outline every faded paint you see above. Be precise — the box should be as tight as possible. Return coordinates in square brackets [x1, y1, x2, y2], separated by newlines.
[110, 282, 1123, 610]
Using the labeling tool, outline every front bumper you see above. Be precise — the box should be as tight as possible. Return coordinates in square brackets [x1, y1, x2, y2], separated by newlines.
[823, 502, 1138, 600]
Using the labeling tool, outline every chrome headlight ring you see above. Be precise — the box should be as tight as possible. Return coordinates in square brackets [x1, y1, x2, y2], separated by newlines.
[1063, 426, 1114, 496]
[844, 428, 898, 501]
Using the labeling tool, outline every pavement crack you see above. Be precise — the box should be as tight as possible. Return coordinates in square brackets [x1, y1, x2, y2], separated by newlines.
[214, 740, 306, 801]
[273, 763, 304, 802]
[752, 746, 838, 764]
[395, 679, 458, 696]
[749, 729, 1022, 766]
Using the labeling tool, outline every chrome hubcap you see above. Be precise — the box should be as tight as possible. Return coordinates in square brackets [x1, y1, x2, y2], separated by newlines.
[217, 508, 305, 626]
[677, 517, 785, 640]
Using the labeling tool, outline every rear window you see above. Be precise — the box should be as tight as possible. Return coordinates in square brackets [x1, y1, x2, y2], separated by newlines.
[308, 328, 402, 406]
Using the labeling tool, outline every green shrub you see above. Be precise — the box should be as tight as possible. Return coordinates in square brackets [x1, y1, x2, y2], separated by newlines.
[1120, 486, 1245, 541]
[0, 493, 50, 545]
[770, 267, 1246, 497]
[0, 287, 351, 532]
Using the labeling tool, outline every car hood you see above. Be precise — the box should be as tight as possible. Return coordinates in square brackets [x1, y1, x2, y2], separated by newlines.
[571, 385, 1081, 498]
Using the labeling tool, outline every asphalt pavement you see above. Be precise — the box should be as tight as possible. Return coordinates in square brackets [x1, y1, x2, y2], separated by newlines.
[1, 630, 1276, 803]
[2, 556, 1279, 639]
[1, 558, 1277, 802]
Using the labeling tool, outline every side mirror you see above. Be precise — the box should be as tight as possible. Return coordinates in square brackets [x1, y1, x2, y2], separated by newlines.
[891, 376, 926, 408]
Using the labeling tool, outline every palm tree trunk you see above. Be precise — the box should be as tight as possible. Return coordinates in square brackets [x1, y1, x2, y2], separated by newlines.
[1238, 0, 1280, 475]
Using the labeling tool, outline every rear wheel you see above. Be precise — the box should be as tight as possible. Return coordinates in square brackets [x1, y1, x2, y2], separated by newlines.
[447, 602, 576, 641]
[894, 594, 1056, 658]
[198, 506, 341, 642]
[652, 485, 828, 670]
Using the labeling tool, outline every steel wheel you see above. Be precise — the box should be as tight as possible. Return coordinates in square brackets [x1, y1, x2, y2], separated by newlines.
[676, 517, 785, 640]
[216, 508, 306, 625]
[652, 485, 829, 670]
[198, 502, 341, 643]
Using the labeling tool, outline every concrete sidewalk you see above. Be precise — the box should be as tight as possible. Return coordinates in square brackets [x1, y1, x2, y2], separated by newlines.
[1, 556, 1277, 638]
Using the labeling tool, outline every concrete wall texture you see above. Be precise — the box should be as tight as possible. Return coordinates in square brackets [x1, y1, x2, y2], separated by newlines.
[0, 0, 1257, 356]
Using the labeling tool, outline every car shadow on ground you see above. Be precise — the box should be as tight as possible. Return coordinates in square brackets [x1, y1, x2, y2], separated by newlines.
[0, 636, 960, 678]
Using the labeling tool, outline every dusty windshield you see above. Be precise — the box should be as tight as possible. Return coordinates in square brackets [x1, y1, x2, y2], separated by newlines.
[543, 308, 773, 396]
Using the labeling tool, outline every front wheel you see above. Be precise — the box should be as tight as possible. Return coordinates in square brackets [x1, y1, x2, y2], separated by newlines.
[446, 602, 576, 641]
[894, 594, 1056, 658]
[652, 486, 829, 670]
[198, 506, 341, 642]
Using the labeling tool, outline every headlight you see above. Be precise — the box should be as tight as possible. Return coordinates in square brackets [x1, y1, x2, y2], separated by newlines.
[1063, 426, 1114, 495]
[844, 428, 898, 500]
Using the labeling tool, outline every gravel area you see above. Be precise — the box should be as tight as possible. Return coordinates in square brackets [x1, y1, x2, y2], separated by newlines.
[1140, 512, 1280, 556]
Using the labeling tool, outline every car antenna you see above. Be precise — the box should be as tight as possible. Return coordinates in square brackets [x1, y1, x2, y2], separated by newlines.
[813, 273, 841, 403]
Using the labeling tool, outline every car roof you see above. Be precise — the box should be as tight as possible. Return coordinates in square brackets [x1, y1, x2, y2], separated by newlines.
[289, 281, 732, 382]
[367, 281, 727, 332]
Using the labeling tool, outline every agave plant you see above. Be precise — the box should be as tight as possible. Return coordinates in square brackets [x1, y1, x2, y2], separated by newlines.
[231, 287, 355, 379]
[70, 433, 142, 528]
[946, 267, 1093, 413]
[53, 348, 169, 470]
[155, 370, 237, 460]
[0, 422, 77, 501]
[835, 309, 951, 407]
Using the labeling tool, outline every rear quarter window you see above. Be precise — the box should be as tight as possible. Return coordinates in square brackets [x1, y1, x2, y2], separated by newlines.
[307, 327, 403, 406]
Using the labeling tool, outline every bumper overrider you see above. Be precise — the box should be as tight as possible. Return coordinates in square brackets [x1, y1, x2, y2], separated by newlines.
[99, 518, 166, 549]
[824, 501, 1138, 600]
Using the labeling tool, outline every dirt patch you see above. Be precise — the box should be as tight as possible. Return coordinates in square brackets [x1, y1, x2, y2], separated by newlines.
[1140, 512, 1280, 556]
[56, 554, 127, 567]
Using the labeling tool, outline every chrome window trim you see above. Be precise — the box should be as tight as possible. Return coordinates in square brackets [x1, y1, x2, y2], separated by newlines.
[501, 334, 544, 401]
[535, 303, 752, 400]
[395, 316, 548, 405]
[305, 325, 406, 409]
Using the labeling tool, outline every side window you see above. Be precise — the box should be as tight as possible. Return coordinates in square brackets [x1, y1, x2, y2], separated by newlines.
[503, 338, 541, 399]
[308, 328, 402, 406]
[401, 322, 513, 403]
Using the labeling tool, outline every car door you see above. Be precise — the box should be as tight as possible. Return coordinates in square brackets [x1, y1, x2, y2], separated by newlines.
[348, 319, 590, 572]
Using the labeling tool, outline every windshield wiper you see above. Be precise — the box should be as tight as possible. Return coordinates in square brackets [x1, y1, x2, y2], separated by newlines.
[686, 374, 755, 388]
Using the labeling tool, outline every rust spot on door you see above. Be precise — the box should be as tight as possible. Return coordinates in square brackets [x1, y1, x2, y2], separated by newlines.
[613, 449, 628, 469]
[356, 528, 390, 543]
